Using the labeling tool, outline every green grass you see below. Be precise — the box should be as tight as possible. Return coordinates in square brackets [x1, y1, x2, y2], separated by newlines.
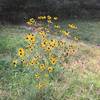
[61, 19, 100, 44]
[0, 20, 100, 100]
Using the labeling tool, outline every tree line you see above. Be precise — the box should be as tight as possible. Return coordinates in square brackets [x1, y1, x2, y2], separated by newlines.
[0, 0, 100, 24]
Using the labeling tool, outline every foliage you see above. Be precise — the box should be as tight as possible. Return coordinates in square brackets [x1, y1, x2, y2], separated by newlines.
[0, 0, 100, 23]
[11, 16, 78, 91]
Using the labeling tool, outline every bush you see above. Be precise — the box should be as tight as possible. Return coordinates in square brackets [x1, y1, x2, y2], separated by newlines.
[6, 16, 79, 99]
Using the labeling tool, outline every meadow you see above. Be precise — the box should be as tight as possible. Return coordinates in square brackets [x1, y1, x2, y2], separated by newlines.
[0, 18, 100, 100]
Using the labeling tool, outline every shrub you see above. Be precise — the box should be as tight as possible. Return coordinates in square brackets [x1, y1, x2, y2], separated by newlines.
[10, 16, 78, 99]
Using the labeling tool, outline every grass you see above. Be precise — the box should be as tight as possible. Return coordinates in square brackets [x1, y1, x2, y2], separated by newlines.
[61, 19, 100, 44]
[0, 20, 100, 100]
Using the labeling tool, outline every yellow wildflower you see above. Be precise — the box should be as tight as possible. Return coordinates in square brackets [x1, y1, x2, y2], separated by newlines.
[48, 67, 53, 73]
[21, 59, 25, 64]
[42, 16, 46, 20]
[30, 18, 35, 23]
[35, 73, 40, 79]
[62, 30, 69, 36]
[68, 23, 77, 29]
[38, 16, 46, 20]
[45, 45, 52, 52]
[26, 21, 33, 26]
[41, 39, 48, 48]
[30, 59, 37, 65]
[47, 15, 51, 20]
[50, 58, 57, 65]
[39, 31, 46, 35]
[54, 25, 60, 29]
[18, 48, 25, 57]
[39, 31, 47, 39]
[38, 16, 42, 20]
[47, 20, 52, 23]
[50, 55, 57, 65]
[36, 82, 46, 89]
[25, 34, 35, 43]
[49, 39, 58, 48]
[26, 18, 35, 25]
[54, 17, 58, 20]
[12, 60, 17, 66]
[39, 64, 46, 71]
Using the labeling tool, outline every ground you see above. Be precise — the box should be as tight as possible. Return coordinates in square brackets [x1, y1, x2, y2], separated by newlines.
[0, 20, 100, 100]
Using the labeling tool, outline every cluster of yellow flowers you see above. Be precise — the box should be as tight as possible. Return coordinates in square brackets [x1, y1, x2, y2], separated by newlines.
[68, 23, 77, 29]
[49, 54, 57, 65]
[26, 18, 36, 26]
[38, 15, 58, 21]
[18, 48, 25, 57]
[25, 33, 35, 42]
[41, 39, 58, 52]
[12, 16, 78, 89]
[26, 16, 78, 38]
[13, 33, 59, 89]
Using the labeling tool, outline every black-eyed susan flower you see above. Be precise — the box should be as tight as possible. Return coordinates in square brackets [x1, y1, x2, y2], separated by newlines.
[68, 23, 77, 29]
[30, 18, 35, 24]
[25, 35, 30, 41]
[39, 31, 46, 36]
[26, 18, 35, 26]
[26, 21, 33, 26]
[29, 34, 35, 42]
[47, 15, 52, 20]
[49, 39, 58, 48]
[50, 58, 57, 65]
[42, 16, 46, 20]
[60, 30, 69, 36]
[36, 82, 46, 89]
[18, 48, 25, 57]
[30, 59, 37, 65]
[12, 60, 17, 66]
[50, 56, 57, 65]
[54, 24, 60, 29]
[54, 16, 58, 20]
[41, 42, 46, 48]
[38, 16, 42, 20]
[25, 33, 35, 43]
[47, 20, 52, 24]
[48, 67, 53, 73]
[35, 73, 40, 79]
[45, 45, 52, 52]
[21, 59, 25, 64]
[38, 16, 46, 20]
[39, 64, 46, 71]
[41, 39, 48, 48]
